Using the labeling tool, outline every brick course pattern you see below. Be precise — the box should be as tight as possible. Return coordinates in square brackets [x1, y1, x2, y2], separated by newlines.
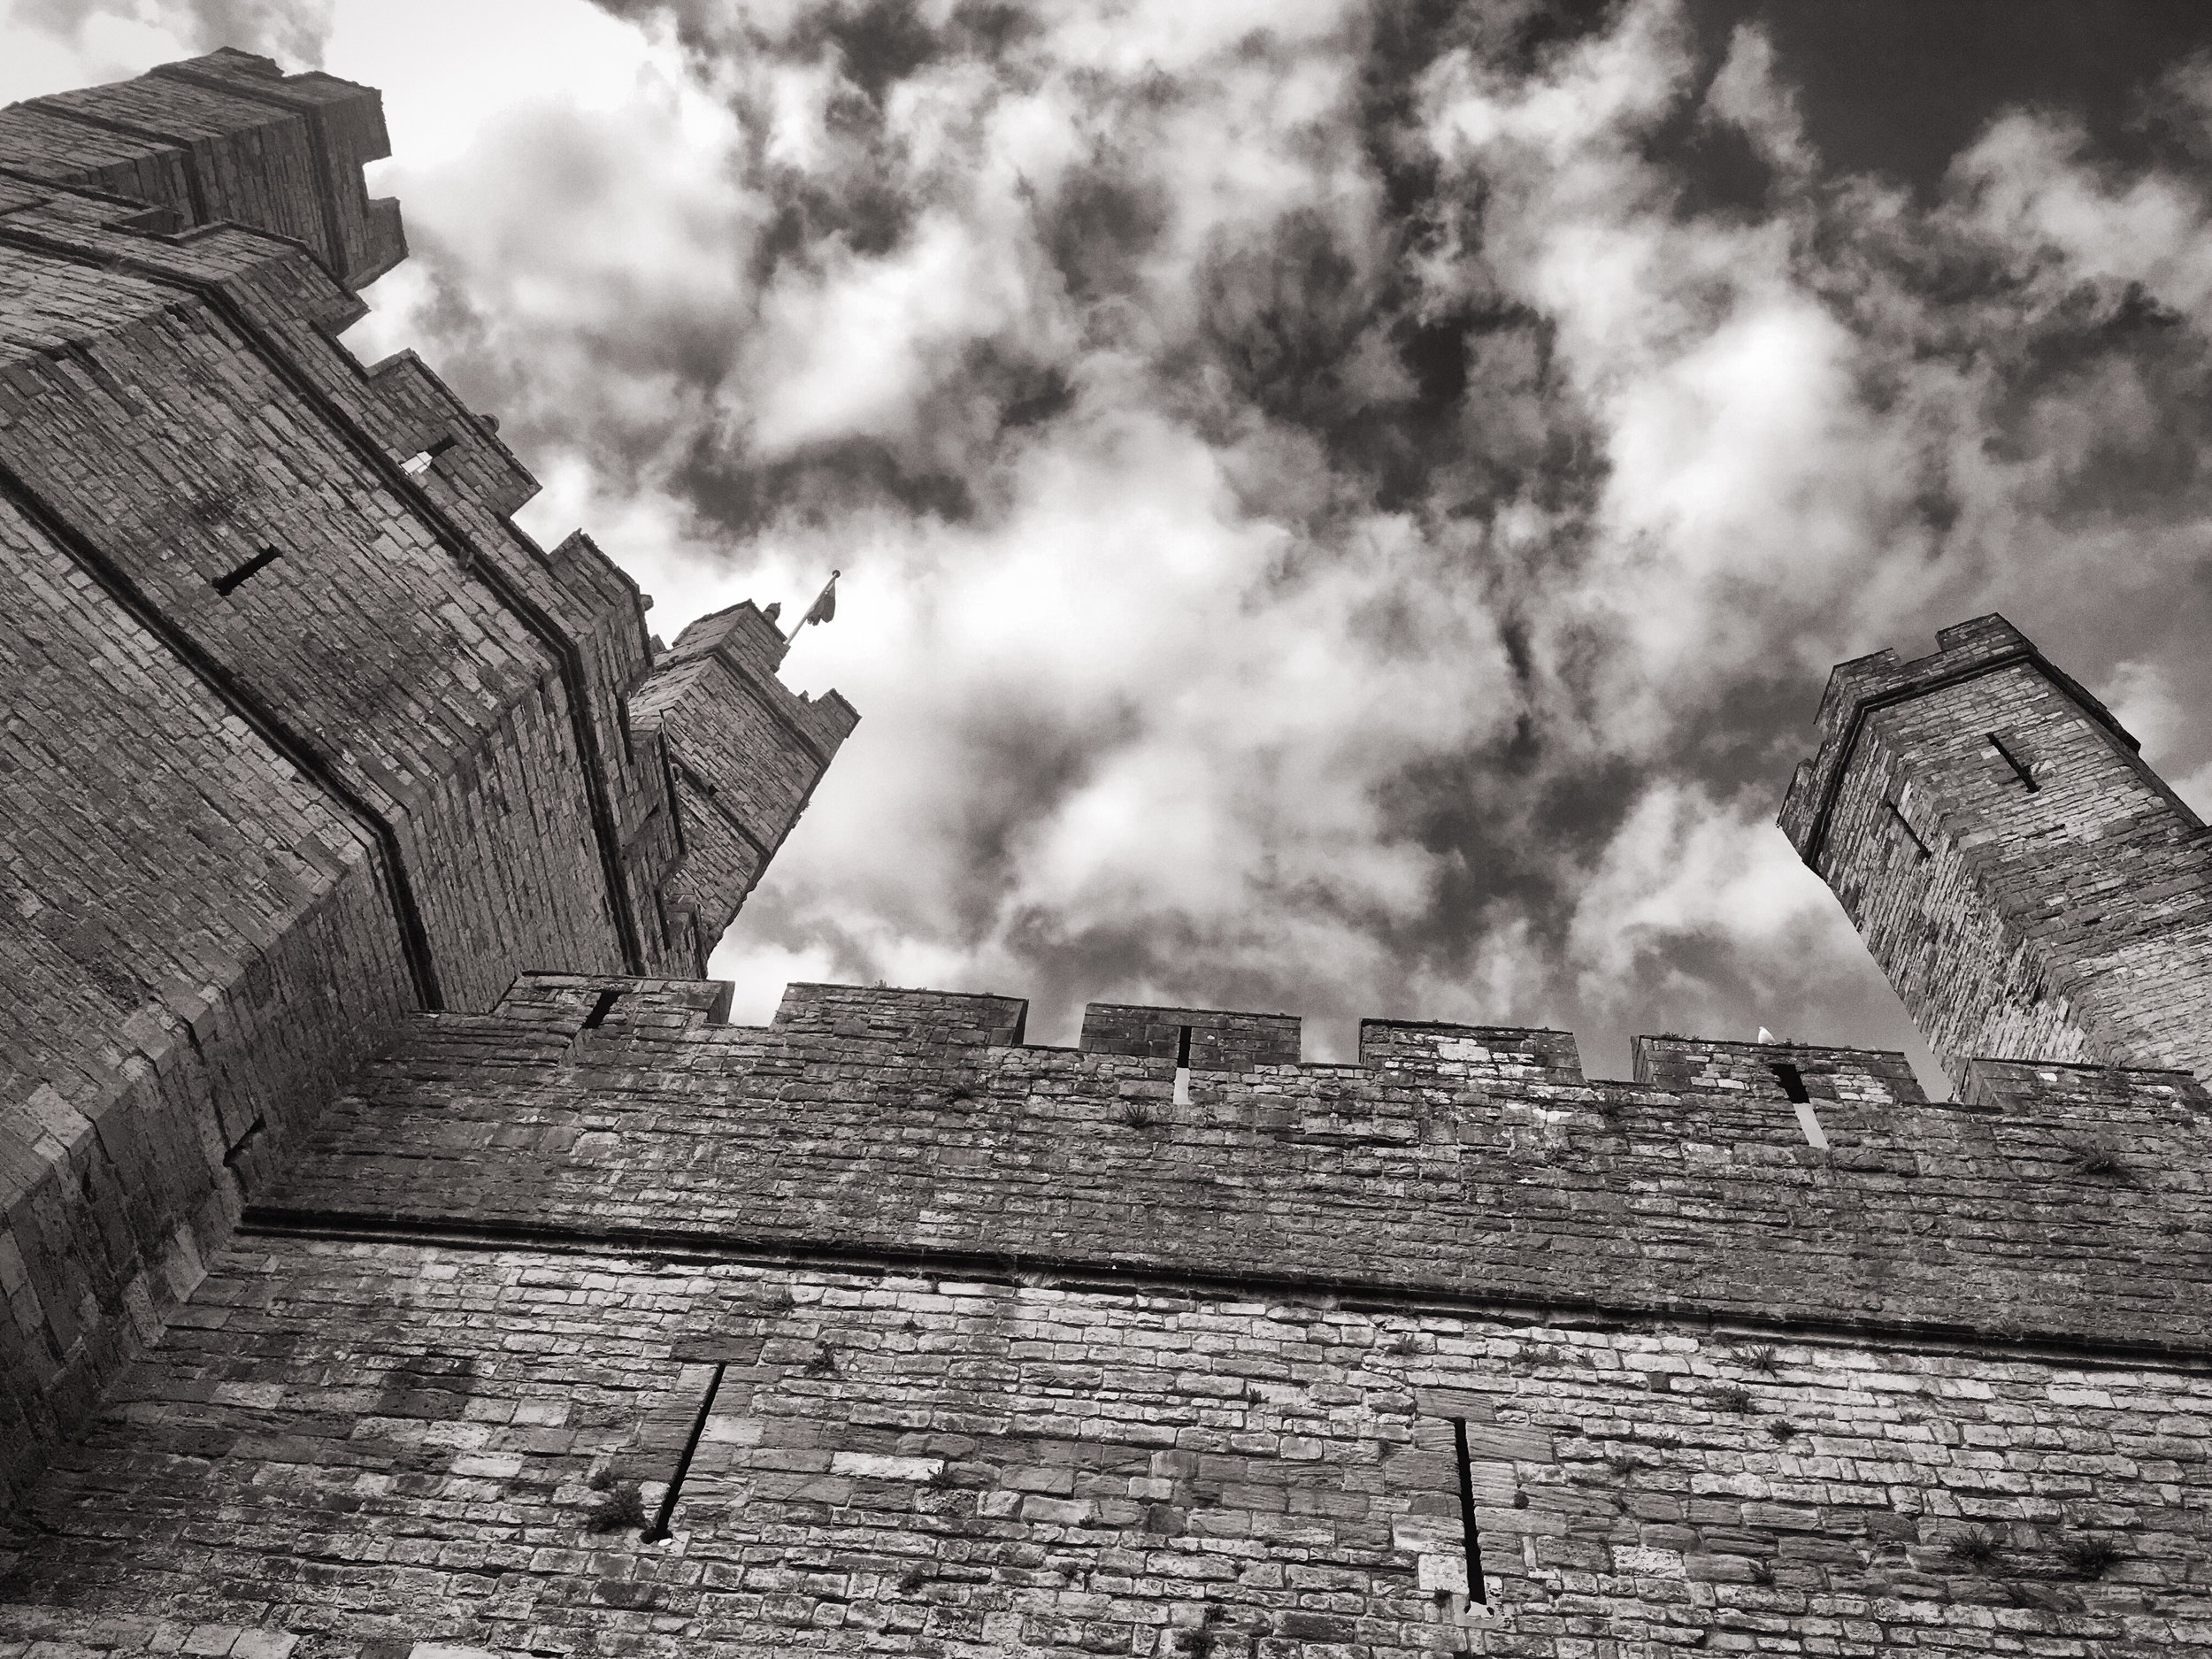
[258, 978, 2212, 1359]
[4, 1111, 2209, 1655]
[0, 55, 850, 1499]
[7, 51, 2212, 1659]
[1782, 614, 2212, 1090]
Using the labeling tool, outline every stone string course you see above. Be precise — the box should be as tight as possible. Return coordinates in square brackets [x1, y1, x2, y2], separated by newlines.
[5, 1237, 2210, 1656]
[8, 46, 2212, 1659]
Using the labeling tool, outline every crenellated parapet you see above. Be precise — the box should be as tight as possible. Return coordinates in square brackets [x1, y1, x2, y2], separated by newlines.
[256, 977, 2212, 1362]
[767, 979, 1024, 1046]
[0, 56, 849, 1496]
[627, 605, 858, 972]
[0, 49, 405, 289]
[1080, 1002, 1302, 1069]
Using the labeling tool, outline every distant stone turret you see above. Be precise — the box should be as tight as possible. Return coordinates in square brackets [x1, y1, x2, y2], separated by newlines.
[1782, 613, 2212, 1088]
[629, 603, 858, 972]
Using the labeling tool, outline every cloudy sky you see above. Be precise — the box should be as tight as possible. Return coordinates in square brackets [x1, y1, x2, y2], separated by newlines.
[9, 0, 2212, 1083]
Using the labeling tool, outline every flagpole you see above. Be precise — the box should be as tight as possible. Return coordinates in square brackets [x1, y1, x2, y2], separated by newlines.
[787, 569, 840, 641]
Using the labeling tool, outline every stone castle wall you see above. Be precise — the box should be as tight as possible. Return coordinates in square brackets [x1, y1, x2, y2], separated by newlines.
[2, 978, 2207, 1655]
[8, 48, 2212, 1659]
[0, 56, 850, 1500]
[253, 978, 2212, 1358]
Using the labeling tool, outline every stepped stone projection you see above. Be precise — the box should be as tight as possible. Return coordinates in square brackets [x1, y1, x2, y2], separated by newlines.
[4, 50, 2211, 1659]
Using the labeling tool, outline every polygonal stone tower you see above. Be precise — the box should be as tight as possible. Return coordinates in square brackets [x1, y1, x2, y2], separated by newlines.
[630, 602, 859, 973]
[0, 50, 850, 1491]
[1781, 613, 2212, 1089]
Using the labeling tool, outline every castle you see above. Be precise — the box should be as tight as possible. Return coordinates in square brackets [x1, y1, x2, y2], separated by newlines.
[2, 51, 2208, 1659]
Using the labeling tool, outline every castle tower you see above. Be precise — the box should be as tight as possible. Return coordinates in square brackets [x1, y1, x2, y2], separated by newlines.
[1780, 613, 2212, 1088]
[0, 47, 404, 288]
[0, 54, 849, 1487]
[628, 603, 859, 973]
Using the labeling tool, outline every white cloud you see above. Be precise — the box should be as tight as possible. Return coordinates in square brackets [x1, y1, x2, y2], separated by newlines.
[1954, 110, 2212, 321]
[29, 0, 2210, 1075]
[1702, 22, 1812, 176]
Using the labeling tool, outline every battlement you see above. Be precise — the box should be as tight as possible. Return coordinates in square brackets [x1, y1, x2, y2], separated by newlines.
[1630, 1033, 1928, 1104]
[0, 50, 404, 289]
[494, 970, 735, 1031]
[242, 973, 2212, 1363]
[768, 981, 1027, 1047]
[1079, 1002, 1303, 1068]
[0, 59, 850, 1495]
[1357, 1018, 1584, 1076]
[641, 603, 860, 755]
[1779, 613, 2138, 863]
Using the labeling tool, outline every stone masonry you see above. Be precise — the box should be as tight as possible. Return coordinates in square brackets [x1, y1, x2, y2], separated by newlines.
[5, 50, 2212, 1659]
[1782, 614, 2212, 1090]
[0, 53, 852, 1501]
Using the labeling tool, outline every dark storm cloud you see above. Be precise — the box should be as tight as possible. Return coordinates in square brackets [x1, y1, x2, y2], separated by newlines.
[1685, 0, 2212, 190]
[673, 433, 978, 537]
[1037, 165, 1169, 303]
[303, 0, 2212, 1069]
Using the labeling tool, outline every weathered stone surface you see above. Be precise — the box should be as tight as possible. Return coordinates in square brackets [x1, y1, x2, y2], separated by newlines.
[4, 1236, 2209, 1655]
[6, 50, 2212, 1659]
[0, 48, 403, 289]
[628, 605, 858, 958]
[1783, 613, 2212, 1089]
[252, 978, 2212, 1358]
[0, 62, 850, 1497]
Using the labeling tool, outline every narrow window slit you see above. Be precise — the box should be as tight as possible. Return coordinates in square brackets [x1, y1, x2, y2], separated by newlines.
[642, 1361, 724, 1541]
[661, 751, 688, 856]
[401, 434, 458, 477]
[1449, 1417, 1488, 1605]
[1987, 733, 2039, 792]
[581, 988, 622, 1031]
[1173, 1024, 1192, 1107]
[211, 546, 280, 595]
[1884, 799, 1930, 859]
[221, 1115, 265, 1166]
[1771, 1064, 1828, 1148]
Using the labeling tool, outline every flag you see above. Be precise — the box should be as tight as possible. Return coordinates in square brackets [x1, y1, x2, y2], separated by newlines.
[803, 570, 840, 627]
